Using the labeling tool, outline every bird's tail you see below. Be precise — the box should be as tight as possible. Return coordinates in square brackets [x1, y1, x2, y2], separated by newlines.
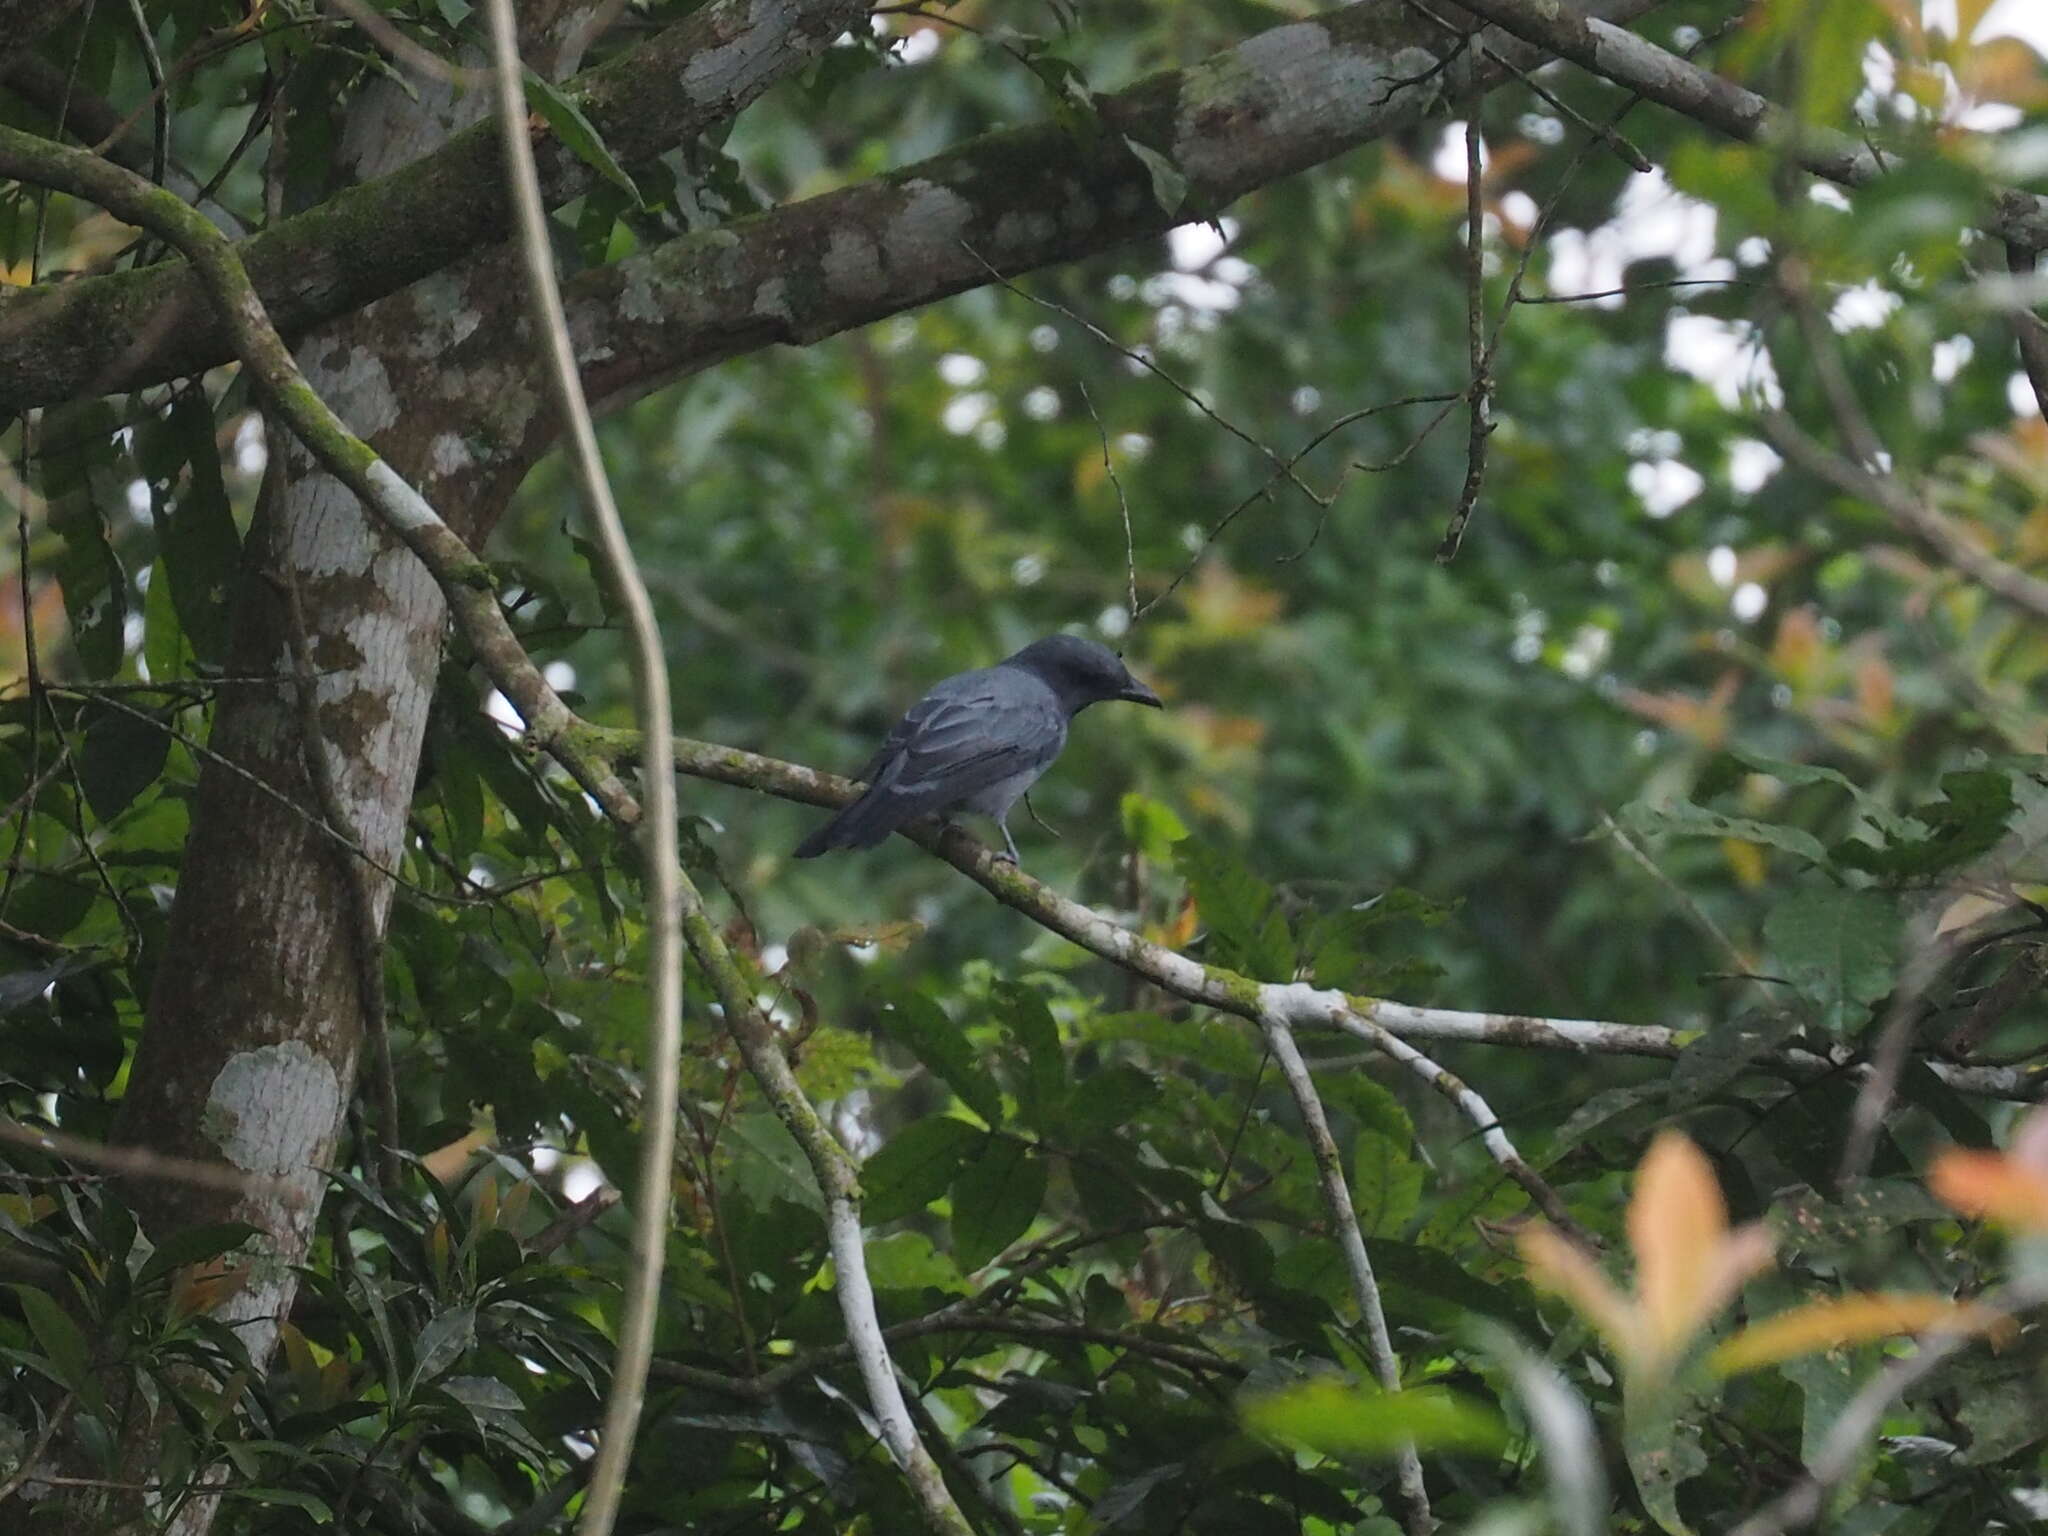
[792, 786, 901, 858]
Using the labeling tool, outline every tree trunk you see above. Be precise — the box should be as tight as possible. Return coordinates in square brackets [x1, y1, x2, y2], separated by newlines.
[80, 13, 592, 1530]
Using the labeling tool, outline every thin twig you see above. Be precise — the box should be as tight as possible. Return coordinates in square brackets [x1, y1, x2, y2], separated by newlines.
[481, 6, 684, 1534]
[1260, 1015, 1432, 1535]
[1078, 380, 1138, 624]
[1436, 108, 1491, 563]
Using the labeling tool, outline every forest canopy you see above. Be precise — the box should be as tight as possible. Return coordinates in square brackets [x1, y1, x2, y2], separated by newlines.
[4, 0, 2048, 1532]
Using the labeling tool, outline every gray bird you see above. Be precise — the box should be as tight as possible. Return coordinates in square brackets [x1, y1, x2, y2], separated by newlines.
[794, 634, 1162, 863]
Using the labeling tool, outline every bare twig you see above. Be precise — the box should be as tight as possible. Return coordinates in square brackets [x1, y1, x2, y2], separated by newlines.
[1436, 109, 1491, 563]
[1260, 1015, 1432, 1535]
[1078, 380, 1138, 624]
[481, 5, 684, 1534]
[0, 1118, 305, 1203]
[1763, 414, 2048, 625]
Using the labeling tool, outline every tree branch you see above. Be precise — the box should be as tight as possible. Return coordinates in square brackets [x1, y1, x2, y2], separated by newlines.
[1452, 0, 2048, 250]
[586, 727, 2046, 1104]
[0, 0, 867, 410]
[1262, 1014, 1433, 1535]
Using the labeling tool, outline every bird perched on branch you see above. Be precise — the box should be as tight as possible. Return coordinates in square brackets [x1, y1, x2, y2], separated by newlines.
[794, 634, 1162, 865]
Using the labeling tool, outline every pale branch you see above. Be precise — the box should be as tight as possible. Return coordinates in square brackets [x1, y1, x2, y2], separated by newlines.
[1324, 1013, 1593, 1247]
[482, 3, 687, 1532]
[0, 1117, 305, 1203]
[1762, 411, 2048, 626]
[588, 727, 2046, 1104]
[0, 0, 868, 410]
[1261, 1015, 1433, 1536]
[1728, 1276, 2048, 1536]
[1453, 0, 2048, 250]
[0, 100, 971, 1536]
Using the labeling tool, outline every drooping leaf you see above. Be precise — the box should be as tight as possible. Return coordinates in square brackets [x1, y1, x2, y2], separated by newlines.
[949, 1136, 1047, 1271]
[876, 992, 1004, 1127]
[1763, 885, 1897, 1033]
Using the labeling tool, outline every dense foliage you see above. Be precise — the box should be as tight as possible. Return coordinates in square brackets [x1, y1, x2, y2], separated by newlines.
[4, 0, 2048, 1531]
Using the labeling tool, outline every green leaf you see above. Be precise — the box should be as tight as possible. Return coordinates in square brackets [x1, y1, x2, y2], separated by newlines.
[862, 1230, 967, 1294]
[1059, 1064, 1160, 1142]
[12, 1284, 90, 1391]
[1350, 1132, 1421, 1235]
[1120, 790, 1188, 861]
[1179, 841, 1294, 981]
[1623, 1387, 1706, 1536]
[76, 705, 171, 823]
[410, 1304, 475, 1392]
[224, 1487, 333, 1523]
[1763, 885, 1897, 1033]
[1124, 137, 1188, 216]
[994, 983, 1065, 1131]
[876, 992, 1003, 1127]
[141, 390, 241, 667]
[949, 1136, 1046, 1271]
[861, 1116, 981, 1224]
[137, 1222, 260, 1287]
[522, 69, 643, 208]
[1833, 769, 2018, 878]
[1619, 799, 1828, 865]
[1241, 1378, 1505, 1457]
[723, 1112, 823, 1213]
[39, 399, 129, 678]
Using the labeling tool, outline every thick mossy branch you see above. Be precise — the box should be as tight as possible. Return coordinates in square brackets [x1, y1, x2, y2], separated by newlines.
[0, 0, 866, 410]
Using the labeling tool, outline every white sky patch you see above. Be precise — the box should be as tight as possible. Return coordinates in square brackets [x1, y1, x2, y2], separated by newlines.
[1809, 183, 1853, 210]
[1830, 281, 1901, 331]
[938, 352, 986, 387]
[1544, 169, 1721, 304]
[1560, 624, 1611, 680]
[1431, 123, 1490, 182]
[942, 392, 994, 435]
[1499, 190, 1540, 230]
[1728, 438, 1782, 493]
[1022, 385, 1061, 421]
[1932, 333, 1975, 382]
[975, 419, 1007, 450]
[1098, 605, 1131, 639]
[234, 413, 267, 476]
[1708, 544, 1738, 588]
[2013, 371, 2044, 417]
[1665, 314, 1785, 408]
[1029, 324, 1059, 352]
[892, 27, 941, 65]
[125, 478, 151, 523]
[543, 660, 576, 693]
[560, 1160, 607, 1203]
[484, 689, 521, 734]
[1011, 553, 1044, 587]
[1168, 218, 1240, 270]
[1732, 582, 1769, 622]
[1116, 432, 1151, 461]
[1629, 458, 1705, 518]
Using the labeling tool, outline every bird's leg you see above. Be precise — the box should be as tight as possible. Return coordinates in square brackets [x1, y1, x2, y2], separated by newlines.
[995, 816, 1023, 865]
[1022, 791, 1061, 839]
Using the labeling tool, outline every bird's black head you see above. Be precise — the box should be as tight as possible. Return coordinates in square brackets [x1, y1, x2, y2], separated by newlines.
[1003, 634, 1163, 715]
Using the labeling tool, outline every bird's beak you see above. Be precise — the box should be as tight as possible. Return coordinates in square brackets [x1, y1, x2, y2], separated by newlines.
[1119, 680, 1163, 709]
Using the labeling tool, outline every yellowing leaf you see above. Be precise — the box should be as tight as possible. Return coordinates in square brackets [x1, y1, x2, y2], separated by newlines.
[1521, 1227, 1641, 1361]
[422, 1127, 491, 1185]
[1929, 1148, 2048, 1229]
[1711, 1293, 2007, 1375]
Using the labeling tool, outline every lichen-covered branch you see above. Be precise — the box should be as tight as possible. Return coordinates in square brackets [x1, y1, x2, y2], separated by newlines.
[0, 0, 866, 410]
[554, 0, 1661, 414]
[587, 728, 2046, 1105]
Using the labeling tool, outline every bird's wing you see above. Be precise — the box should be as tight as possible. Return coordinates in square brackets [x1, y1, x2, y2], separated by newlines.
[869, 675, 1066, 813]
